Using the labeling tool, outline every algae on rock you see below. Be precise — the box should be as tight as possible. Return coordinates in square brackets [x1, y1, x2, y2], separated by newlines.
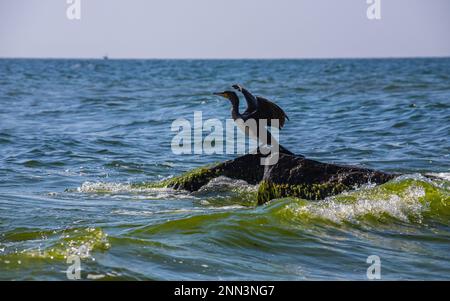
[135, 152, 397, 205]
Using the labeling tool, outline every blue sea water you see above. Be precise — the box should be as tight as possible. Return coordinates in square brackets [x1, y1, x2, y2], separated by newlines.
[0, 58, 449, 280]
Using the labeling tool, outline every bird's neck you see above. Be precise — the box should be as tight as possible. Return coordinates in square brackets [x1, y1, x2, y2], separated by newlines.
[230, 99, 240, 120]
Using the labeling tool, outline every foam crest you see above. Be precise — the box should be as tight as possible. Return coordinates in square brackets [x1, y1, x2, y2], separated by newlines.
[286, 181, 435, 224]
[196, 176, 258, 193]
[76, 181, 193, 199]
[1, 228, 110, 261]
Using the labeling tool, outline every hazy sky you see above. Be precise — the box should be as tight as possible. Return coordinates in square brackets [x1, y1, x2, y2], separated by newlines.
[1, 0, 449, 58]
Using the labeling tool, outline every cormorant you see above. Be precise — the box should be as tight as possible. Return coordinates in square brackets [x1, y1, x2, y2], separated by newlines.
[214, 84, 294, 155]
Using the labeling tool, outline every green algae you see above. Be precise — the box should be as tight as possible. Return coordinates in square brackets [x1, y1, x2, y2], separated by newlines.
[131, 164, 221, 191]
[270, 177, 450, 225]
[257, 180, 349, 205]
[133, 165, 353, 205]
[1, 228, 110, 261]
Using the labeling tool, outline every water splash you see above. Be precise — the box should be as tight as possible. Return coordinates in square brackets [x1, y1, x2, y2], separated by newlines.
[427, 172, 450, 181]
[75, 181, 194, 199]
[1, 227, 110, 261]
[196, 176, 258, 194]
[279, 177, 449, 225]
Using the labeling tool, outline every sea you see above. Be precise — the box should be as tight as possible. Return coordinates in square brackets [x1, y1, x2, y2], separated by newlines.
[0, 58, 449, 280]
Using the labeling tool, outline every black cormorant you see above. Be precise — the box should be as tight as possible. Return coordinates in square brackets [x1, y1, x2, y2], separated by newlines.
[214, 84, 293, 155]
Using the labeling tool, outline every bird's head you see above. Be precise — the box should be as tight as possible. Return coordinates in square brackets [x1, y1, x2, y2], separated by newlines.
[213, 91, 239, 104]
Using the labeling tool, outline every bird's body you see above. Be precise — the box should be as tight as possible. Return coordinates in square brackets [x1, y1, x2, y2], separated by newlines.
[214, 85, 293, 155]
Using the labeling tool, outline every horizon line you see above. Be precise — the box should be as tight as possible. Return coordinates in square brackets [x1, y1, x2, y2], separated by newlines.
[1, 55, 450, 60]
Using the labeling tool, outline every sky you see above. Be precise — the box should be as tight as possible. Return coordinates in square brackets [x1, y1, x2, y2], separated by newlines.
[0, 0, 449, 59]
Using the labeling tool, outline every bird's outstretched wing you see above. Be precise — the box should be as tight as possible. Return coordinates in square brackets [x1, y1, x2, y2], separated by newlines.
[255, 96, 289, 129]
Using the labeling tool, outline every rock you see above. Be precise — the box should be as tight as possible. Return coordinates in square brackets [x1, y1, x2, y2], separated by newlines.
[152, 154, 265, 191]
[143, 152, 397, 205]
[257, 153, 396, 205]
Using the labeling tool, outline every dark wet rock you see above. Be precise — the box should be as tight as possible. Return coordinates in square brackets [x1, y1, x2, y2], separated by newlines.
[256, 153, 396, 205]
[145, 152, 397, 205]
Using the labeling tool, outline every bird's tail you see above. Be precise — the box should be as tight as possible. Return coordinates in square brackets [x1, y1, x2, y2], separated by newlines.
[278, 144, 295, 155]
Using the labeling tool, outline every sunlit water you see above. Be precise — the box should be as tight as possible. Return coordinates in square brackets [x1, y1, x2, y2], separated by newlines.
[0, 58, 449, 280]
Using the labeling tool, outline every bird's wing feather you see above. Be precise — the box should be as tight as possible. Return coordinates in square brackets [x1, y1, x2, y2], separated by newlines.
[241, 88, 258, 112]
[255, 96, 289, 128]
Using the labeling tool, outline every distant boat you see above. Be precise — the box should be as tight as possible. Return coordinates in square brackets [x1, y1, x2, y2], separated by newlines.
[103, 55, 109, 60]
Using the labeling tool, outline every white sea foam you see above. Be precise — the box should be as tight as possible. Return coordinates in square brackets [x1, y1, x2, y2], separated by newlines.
[21, 228, 110, 260]
[427, 172, 450, 181]
[77, 181, 132, 193]
[196, 176, 258, 193]
[290, 185, 427, 224]
[209, 205, 247, 210]
[76, 181, 194, 199]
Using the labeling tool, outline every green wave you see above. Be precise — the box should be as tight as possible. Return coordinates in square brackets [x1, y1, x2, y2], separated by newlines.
[2, 177, 448, 279]
[128, 177, 449, 237]
[0, 227, 110, 263]
[76, 175, 449, 226]
[272, 177, 449, 225]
